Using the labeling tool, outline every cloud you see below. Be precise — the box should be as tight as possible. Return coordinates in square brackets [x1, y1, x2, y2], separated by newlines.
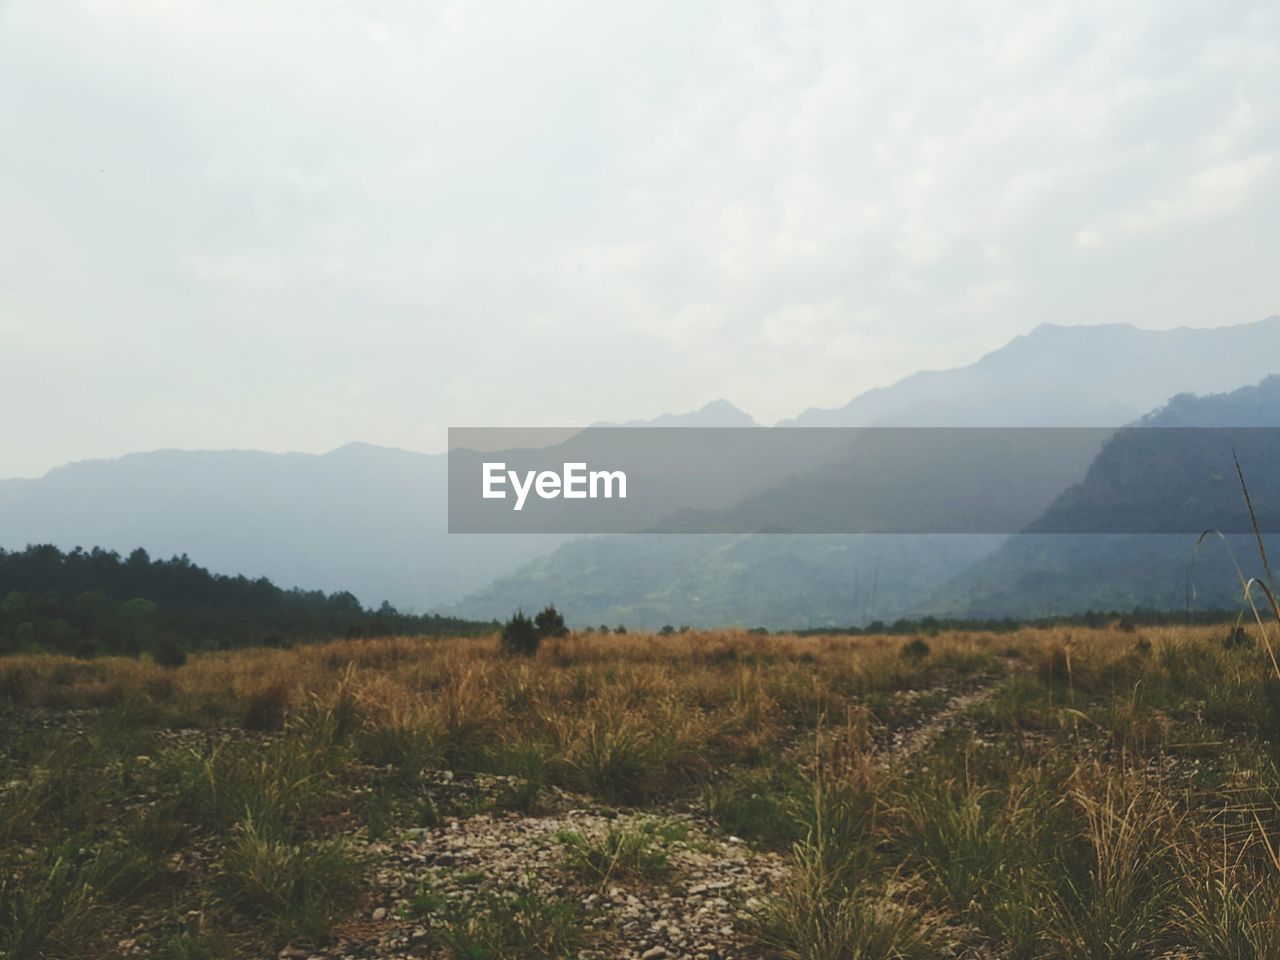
[1078, 152, 1279, 246]
[1, 0, 1278, 475]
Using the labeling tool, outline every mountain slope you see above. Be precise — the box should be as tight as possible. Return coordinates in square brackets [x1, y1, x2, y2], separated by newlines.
[0, 443, 562, 611]
[782, 317, 1280, 427]
[596, 399, 758, 428]
[452, 533, 1000, 630]
[460, 317, 1280, 628]
[931, 377, 1280, 618]
[0, 401, 756, 612]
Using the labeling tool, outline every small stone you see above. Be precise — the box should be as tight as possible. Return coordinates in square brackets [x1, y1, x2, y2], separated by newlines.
[372, 906, 388, 921]
[642, 948, 670, 960]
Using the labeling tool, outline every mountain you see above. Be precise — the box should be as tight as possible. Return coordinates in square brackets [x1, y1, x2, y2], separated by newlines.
[0, 402, 755, 612]
[782, 317, 1280, 427]
[9, 318, 1280, 628]
[451, 533, 1001, 630]
[457, 317, 1280, 628]
[0, 442, 568, 612]
[930, 377, 1280, 618]
[596, 399, 758, 428]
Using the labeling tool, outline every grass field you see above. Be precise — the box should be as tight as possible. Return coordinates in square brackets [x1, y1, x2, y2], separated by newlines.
[3, 624, 1280, 959]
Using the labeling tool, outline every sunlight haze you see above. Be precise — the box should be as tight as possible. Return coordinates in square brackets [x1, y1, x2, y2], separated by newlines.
[2, 0, 1278, 476]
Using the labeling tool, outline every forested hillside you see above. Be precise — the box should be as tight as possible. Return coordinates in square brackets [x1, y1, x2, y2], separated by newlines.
[0, 544, 494, 658]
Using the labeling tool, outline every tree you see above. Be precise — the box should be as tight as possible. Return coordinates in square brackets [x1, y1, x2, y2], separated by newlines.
[119, 597, 159, 649]
[900, 637, 931, 661]
[154, 638, 187, 668]
[501, 610, 539, 656]
[0, 543, 496, 658]
[533, 605, 568, 639]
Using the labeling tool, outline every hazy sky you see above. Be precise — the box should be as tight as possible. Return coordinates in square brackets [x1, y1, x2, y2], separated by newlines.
[2, 0, 1278, 477]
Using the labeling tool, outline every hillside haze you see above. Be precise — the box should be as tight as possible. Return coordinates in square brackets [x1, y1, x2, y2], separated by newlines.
[8, 319, 1280, 625]
[456, 317, 1280, 628]
[782, 318, 1280, 427]
[0, 402, 752, 612]
[930, 377, 1280, 618]
[0, 443, 554, 612]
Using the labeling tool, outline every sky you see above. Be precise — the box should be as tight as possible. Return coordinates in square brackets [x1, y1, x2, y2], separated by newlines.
[2, 0, 1278, 478]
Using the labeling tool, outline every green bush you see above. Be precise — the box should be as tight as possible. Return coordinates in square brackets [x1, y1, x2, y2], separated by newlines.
[533, 605, 568, 639]
[900, 638, 931, 661]
[154, 639, 187, 669]
[501, 611, 539, 657]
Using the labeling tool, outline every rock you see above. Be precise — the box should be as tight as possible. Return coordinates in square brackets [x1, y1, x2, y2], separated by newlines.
[352, 799, 786, 957]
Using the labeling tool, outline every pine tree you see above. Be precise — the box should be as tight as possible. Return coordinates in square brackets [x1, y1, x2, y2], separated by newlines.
[533, 605, 568, 639]
[501, 609, 539, 656]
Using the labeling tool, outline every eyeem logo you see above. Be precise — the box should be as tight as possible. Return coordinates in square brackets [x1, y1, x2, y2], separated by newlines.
[482, 462, 627, 511]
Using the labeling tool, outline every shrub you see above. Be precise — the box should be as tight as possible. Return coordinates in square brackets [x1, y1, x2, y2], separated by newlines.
[1223, 626, 1253, 650]
[501, 611, 539, 657]
[154, 639, 187, 669]
[900, 638, 931, 661]
[533, 605, 568, 639]
[242, 681, 291, 731]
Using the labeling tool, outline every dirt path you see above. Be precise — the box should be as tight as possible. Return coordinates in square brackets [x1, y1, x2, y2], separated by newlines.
[878, 666, 1012, 767]
[327, 664, 1019, 960]
[332, 785, 786, 960]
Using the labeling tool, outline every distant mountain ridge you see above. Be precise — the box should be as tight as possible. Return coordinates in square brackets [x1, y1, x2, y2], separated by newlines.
[1, 442, 546, 613]
[595, 399, 758, 428]
[455, 317, 1280, 627]
[0, 402, 757, 612]
[782, 317, 1280, 427]
[7, 317, 1280, 625]
[928, 376, 1280, 618]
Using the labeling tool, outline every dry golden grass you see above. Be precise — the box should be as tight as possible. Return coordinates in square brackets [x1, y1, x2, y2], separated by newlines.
[5, 623, 1280, 959]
